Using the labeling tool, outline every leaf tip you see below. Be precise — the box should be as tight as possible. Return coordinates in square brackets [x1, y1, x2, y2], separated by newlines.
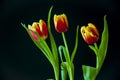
[104, 15, 107, 21]
[21, 22, 28, 30]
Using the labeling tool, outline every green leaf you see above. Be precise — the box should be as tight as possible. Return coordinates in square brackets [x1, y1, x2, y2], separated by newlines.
[61, 62, 75, 80]
[65, 62, 74, 80]
[47, 6, 58, 63]
[71, 25, 79, 62]
[48, 6, 53, 30]
[61, 62, 67, 80]
[89, 44, 100, 68]
[94, 43, 98, 51]
[58, 45, 64, 62]
[47, 7, 59, 80]
[58, 46, 74, 80]
[88, 45, 98, 56]
[49, 31, 58, 63]
[58, 45, 70, 63]
[98, 15, 109, 69]
[82, 65, 97, 80]
[35, 32, 55, 62]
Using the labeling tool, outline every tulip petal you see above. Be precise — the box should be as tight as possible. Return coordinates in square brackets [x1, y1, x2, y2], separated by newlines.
[29, 30, 38, 41]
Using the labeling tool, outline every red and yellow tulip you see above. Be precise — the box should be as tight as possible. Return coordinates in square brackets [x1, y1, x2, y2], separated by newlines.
[28, 19, 48, 40]
[81, 23, 99, 44]
[54, 14, 68, 33]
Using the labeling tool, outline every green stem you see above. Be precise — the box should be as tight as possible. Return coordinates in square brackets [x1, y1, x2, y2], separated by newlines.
[53, 64, 59, 80]
[94, 43, 105, 79]
[62, 32, 69, 54]
[61, 33, 74, 80]
[93, 43, 99, 69]
[62, 32, 71, 63]
[66, 63, 74, 80]
[70, 64, 74, 80]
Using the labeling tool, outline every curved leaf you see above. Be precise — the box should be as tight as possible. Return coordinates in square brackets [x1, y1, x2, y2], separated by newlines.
[82, 65, 97, 80]
[98, 15, 109, 70]
[71, 25, 79, 62]
[47, 6, 58, 63]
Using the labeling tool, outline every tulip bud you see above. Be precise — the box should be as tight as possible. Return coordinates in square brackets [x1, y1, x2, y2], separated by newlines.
[28, 19, 48, 40]
[54, 14, 68, 33]
[81, 23, 99, 44]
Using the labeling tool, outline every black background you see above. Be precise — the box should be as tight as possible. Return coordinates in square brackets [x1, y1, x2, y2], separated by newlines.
[0, 0, 120, 80]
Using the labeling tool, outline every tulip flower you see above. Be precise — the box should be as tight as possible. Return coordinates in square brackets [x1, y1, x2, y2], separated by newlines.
[54, 14, 68, 33]
[81, 23, 99, 44]
[28, 19, 48, 40]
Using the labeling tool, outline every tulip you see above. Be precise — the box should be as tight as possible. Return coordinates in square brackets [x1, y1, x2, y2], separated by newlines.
[81, 23, 99, 44]
[54, 14, 68, 33]
[28, 19, 48, 40]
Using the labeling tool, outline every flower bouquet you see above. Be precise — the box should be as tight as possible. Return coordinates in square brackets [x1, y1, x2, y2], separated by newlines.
[21, 6, 108, 80]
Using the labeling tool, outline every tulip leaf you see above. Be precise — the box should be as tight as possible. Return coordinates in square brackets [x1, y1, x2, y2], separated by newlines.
[47, 6, 58, 63]
[61, 62, 74, 80]
[71, 25, 79, 62]
[58, 46, 68, 80]
[94, 43, 98, 50]
[47, 6, 59, 80]
[58, 45, 74, 80]
[89, 45, 98, 56]
[58, 46, 64, 63]
[35, 32, 55, 62]
[61, 62, 67, 80]
[48, 6, 53, 30]
[97, 15, 108, 70]
[65, 62, 74, 80]
[82, 65, 97, 80]
[58, 45, 70, 63]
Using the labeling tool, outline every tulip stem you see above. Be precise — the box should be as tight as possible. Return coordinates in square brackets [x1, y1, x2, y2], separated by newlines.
[61, 32, 74, 80]
[62, 32, 71, 63]
[53, 65, 59, 80]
